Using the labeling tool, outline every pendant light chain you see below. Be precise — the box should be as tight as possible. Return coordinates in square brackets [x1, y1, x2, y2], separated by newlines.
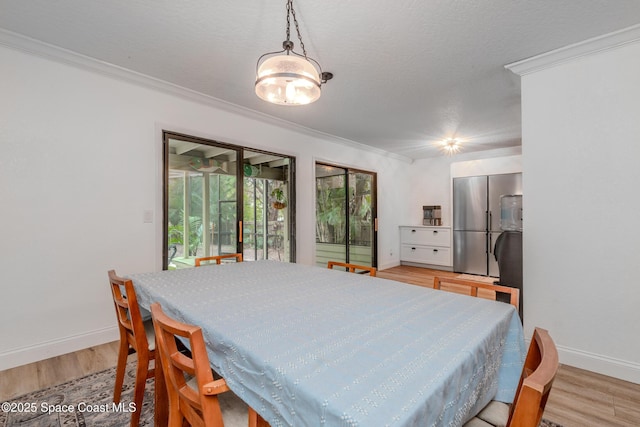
[286, 0, 308, 59]
[285, 1, 291, 44]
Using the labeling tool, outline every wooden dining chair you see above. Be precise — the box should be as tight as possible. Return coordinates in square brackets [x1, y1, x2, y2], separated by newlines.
[150, 303, 263, 427]
[432, 276, 520, 310]
[108, 270, 155, 427]
[195, 253, 243, 267]
[464, 327, 559, 427]
[327, 261, 376, 276]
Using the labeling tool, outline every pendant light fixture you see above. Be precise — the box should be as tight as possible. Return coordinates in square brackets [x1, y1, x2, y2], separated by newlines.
[255, 0, 333, 106]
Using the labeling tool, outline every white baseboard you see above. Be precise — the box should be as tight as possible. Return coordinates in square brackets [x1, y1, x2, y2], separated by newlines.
[557, 344, 640, 385]
[377, 260, 401, 271]
[0, 326, 120, 371]
[400, 261, 454, 272]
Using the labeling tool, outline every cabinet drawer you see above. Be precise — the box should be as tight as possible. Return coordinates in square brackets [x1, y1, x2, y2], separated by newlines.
[400, 244, 451, 266]
[400, 227, 450, 246]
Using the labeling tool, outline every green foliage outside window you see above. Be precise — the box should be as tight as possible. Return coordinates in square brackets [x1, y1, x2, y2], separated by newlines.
[316, 174, 372, 245]
[168, 172, 237, 256]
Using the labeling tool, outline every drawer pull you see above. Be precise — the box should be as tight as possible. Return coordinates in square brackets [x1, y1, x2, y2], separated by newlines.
[411, 229, 416, 232]
[433, 249, 438, 252]
[411, 247, 416, 251]
[433, 230, 438, 234]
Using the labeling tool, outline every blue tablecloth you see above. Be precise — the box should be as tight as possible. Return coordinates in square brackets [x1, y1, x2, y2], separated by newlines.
[130, 260, 525, 427]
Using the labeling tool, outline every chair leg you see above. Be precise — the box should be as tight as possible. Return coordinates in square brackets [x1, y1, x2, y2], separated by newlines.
[249, 407, 258, 427]
[130, 355, 149, 427]
[113, 337, 129, 403]
[167, 388, 187, 427]
[166, 390, 185, 427]
[249, 407, 270, 427]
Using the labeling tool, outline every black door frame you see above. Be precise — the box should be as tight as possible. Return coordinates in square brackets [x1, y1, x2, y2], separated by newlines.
[315, 162, 378, 268]
[162, 131, 296, 269]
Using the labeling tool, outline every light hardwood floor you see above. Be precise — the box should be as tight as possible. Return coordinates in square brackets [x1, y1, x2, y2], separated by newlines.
[1, 265, 639, 426]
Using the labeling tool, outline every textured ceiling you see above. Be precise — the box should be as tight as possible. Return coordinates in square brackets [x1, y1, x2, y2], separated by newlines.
[2, 0, 640, 159]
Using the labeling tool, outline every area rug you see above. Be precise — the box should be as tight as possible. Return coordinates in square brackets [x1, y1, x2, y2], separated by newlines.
[1, 363, 562, 426]
[0, 362, 247, 427]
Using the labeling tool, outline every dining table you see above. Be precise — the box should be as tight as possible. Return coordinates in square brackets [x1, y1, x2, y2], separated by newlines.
[129, 260, 525, 427]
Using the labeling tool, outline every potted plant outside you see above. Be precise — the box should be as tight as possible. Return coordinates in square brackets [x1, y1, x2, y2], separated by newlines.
[271, 187, 287, 209]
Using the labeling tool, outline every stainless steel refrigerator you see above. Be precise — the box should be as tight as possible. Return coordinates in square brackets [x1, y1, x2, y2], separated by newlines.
[453, 173, 522, 276]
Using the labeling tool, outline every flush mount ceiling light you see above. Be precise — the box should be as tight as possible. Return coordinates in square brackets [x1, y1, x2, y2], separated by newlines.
[255, 0, 333, 106]
[441, 138, 462, 155]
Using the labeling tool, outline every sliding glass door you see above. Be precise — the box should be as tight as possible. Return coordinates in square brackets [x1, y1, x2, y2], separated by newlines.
[163, 132, 295, 269]
[242, 150, 293, 262]
[315, 163, 377, 268]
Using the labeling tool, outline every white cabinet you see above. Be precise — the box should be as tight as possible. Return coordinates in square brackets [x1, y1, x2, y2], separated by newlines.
[400, 226, 452, 267]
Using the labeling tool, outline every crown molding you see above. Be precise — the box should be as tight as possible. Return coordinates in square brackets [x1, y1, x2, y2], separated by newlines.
[505, 23, 640, 76]
[0, 28, 411, 163]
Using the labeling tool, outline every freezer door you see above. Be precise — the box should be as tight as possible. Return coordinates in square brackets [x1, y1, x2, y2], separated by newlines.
[488, 173, 522, 231]
[453, 176, 487, 231]
[453, 231, 488, 275]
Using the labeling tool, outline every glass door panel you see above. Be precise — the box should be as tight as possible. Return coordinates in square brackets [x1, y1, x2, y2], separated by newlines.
[164, 135, 240, 269]
[348, 172, 374, 267]
[243, 178, 265, 261]
[315, 165, 347, 266]
[315, 163, 377, 269]
[242, 150, 292, 262]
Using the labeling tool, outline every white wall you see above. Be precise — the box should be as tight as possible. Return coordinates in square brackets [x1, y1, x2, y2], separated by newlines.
[520, 40, 640, 382]
[0, 43, 410, 369]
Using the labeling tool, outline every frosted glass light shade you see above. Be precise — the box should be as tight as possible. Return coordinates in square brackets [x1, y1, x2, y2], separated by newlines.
[255, 54, 321, 105]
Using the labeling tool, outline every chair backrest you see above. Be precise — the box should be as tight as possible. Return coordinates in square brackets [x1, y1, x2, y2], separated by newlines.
[432, 276, 519, 309]
[151, 303, 230, 427]
[327, 261, 376, 276]
[108, 270, 150, 352]
[195, 253, 243, 267]
[507, 327, 559, 427]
